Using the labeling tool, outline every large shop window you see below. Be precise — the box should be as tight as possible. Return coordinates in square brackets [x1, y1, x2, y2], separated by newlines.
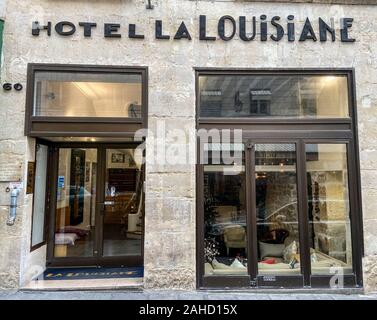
[197, 70, 362, 289]
[204, 144, 247, 276]
[25, 64, 148, 137]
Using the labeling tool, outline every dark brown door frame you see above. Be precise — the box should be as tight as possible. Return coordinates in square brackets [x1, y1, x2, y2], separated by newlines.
[46, 142, 144, 268]
[196, 68, 363, 289]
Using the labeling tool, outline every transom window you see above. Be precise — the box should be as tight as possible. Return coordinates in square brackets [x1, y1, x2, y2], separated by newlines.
[33, 72, 142, 118]
[199, 74, 349, 118]
[25, 64, 148, 137]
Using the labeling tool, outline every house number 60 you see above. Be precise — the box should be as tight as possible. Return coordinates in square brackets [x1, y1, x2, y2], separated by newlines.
[2, 83, 23, 91]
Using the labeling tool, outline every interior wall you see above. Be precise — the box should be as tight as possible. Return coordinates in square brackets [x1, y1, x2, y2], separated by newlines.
[40, 82, 142, 117]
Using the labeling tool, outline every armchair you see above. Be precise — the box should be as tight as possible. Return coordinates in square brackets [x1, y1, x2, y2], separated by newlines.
[223, 225, 247, 255]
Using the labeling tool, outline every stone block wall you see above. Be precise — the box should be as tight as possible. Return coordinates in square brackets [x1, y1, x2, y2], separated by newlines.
[0, 0, 376, 292]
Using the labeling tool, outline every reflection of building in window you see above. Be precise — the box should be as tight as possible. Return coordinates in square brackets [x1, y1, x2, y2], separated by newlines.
[199, 75, 349, 119]
[200, 89, 222, 117]
[299, 78, 318, 117]
[301, 98, 317, 117]
[250, 89, 271, 116]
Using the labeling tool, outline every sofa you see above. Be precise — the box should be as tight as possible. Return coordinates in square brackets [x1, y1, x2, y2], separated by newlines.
[205, 250, 352, 276]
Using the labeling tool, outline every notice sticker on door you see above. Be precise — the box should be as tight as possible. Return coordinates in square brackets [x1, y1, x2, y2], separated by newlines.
[58, 176, 65, 189]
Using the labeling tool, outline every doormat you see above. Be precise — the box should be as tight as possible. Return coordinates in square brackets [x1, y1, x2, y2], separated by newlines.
[35, 267, 144, 281]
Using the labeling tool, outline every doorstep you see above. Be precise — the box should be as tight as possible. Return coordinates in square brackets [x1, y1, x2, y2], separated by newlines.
[199, 287, 365, 295]
[21, 278, 143, 291]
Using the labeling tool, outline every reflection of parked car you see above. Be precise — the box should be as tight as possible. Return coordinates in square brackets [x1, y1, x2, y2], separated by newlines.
[257, 199, 350, 223]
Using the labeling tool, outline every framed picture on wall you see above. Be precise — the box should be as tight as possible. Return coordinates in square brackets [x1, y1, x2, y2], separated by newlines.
[26, 162, 35, 194]
[111, 153, 125, 163]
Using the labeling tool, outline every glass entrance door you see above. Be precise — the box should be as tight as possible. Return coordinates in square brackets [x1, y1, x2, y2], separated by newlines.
[49, 144, 144, 267]
[100, 148, 143, 261]
[53, 148, 97, 260]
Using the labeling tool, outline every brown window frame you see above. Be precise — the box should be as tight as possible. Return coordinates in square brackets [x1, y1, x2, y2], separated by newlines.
[24, 64, 148, 138]
[196, 68, 364, 289]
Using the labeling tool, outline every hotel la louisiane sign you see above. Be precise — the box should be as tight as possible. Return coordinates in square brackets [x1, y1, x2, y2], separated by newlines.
[32, 15, 355, 43]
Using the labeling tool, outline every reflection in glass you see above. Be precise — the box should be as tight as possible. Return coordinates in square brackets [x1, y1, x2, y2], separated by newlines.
[31, 144, 48, 247]
[199, 75, 348, 118]
[33, 72, 142, 117]
[103, 149, 143, 257]
[54, 148, 97, 258]
[306, 144, 353, 275]
[203, 144, 248, 275]
[255, 144, 301, 275]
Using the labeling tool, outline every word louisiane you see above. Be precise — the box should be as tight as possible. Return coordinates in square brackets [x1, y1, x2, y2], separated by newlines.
[32, 15, 355, 42]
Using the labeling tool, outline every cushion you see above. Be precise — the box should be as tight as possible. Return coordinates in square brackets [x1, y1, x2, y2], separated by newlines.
[283, 240, 298, 263]
[264, 256, 284, 263]
[284, 236, 297, 246]
[230, 259, 247, 269]
[311, 253, 319, 263]
[212, 258, 232, 270]
[205, 263, 214, 275]
[260, 258, 276, 264]
[259, 242, 285, 260]
[54, 233, 78, 245]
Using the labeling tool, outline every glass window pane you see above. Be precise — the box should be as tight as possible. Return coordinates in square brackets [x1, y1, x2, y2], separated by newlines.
[31, 144, 48, 247]
[306, 144, 353, 275]
[199, 75, 349, 118]
[33, 72, 142, 117]
[203, 144, 248, 275]
[54, 148, 97, 258]
[103, 149, 143, 257]
[255, 144, 301, 275]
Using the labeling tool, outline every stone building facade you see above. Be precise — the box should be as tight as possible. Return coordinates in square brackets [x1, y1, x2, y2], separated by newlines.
[0, 0, 376, 292]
